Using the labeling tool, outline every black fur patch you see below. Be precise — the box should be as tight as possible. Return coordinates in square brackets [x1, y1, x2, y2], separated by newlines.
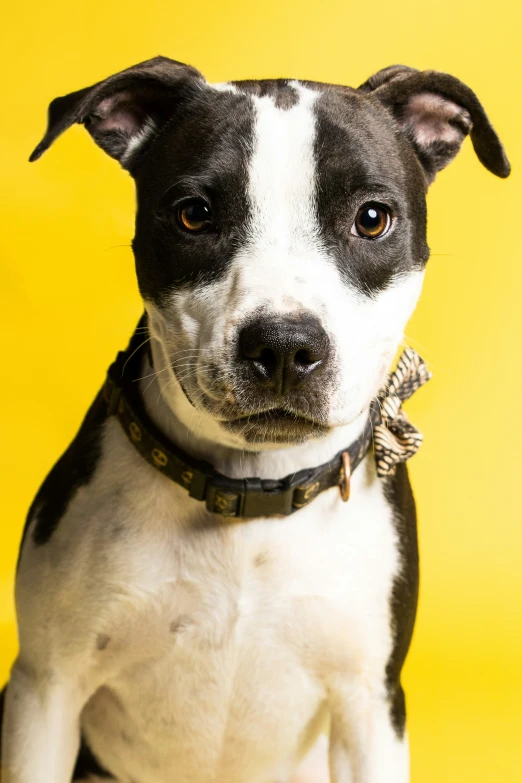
[383, 462, 420, 738]
[20, 390, 107, 553]
[313, 87, 430, 296]
[131, 88, 255, 300]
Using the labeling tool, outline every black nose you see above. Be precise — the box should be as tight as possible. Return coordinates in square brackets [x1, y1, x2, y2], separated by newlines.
[239, 316, 330, 393]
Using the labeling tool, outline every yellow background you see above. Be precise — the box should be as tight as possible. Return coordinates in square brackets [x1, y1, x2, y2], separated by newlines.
[1, 1, 521, 780]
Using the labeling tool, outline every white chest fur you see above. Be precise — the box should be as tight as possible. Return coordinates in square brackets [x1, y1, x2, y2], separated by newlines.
[17, 418, 400, 783]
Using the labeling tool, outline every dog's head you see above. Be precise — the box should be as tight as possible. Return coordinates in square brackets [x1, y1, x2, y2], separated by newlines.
[32, 57, 509, 449]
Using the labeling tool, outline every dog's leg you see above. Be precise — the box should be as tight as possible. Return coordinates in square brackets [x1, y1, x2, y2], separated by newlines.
[328, 678, 409, 783]
[1, 660, 86, 783]
[287, 734, 329, 783]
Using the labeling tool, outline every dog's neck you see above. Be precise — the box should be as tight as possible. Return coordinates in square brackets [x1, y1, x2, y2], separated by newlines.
[139, 351, 369, 482]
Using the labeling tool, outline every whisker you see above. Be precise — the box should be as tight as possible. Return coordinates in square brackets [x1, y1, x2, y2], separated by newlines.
[401, 336, 450, 373]
[104, 244, 133, 252]
[122, 336, 152, 377]
[133, 366, 171, 383]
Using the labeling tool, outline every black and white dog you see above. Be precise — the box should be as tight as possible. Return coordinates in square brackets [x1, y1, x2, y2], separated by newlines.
[0, 58, 509, 783]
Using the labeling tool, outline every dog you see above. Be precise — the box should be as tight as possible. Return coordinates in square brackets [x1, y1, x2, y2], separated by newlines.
[0, 58, 509, 783]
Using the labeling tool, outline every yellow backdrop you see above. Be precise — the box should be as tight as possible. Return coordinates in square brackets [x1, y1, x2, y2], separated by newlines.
[1, 1, 521, 780]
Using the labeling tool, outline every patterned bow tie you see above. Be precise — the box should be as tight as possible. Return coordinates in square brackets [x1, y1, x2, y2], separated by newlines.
[372, 347, 432, 478]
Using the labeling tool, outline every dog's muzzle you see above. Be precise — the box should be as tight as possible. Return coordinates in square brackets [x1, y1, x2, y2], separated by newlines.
[206, 314, 334, 443]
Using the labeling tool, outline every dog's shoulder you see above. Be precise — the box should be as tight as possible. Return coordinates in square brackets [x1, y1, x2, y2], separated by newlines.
[19, 389, 108, 558]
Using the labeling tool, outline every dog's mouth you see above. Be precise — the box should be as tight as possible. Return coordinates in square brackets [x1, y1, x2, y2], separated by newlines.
[175, 372, 331, 444]
[221, 407, 329, 444]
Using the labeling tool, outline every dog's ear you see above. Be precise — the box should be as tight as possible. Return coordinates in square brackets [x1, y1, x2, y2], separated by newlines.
[29, 56, 205, 169]
[359, 65, 510, 183]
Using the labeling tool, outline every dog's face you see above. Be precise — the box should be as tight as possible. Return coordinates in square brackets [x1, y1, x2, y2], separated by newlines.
[32, 59, 509, 449]
[133, 81, 430, 448]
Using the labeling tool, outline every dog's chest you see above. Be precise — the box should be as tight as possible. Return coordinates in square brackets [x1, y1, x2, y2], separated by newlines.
[69, 426, 400, 783]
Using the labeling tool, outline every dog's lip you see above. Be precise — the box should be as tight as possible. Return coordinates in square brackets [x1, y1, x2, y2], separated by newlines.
[230, 408, 302, 421]
[176, 375, 324, 429]
[222, 408, 329, 442]
[226, 408, 320, 426]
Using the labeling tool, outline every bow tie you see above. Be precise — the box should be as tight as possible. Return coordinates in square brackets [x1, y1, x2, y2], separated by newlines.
[373, 347, 432, 478]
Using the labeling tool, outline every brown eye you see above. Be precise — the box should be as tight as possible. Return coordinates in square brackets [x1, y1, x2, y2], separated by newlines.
[177, 200, 213, 232]
[352, 203, 391, 239]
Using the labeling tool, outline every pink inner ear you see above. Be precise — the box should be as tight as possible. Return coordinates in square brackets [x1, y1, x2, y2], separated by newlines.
[93, 93, 144, 137]
[402, 92, 471, 147]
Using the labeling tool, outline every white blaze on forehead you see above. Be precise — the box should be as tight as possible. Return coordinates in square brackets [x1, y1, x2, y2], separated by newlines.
[247, 83, 321, 253]
[209, 81, 239, 94]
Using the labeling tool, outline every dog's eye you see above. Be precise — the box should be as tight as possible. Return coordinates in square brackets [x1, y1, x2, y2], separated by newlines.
[177, 200, 213, 232]
[351, 203, 391, 239]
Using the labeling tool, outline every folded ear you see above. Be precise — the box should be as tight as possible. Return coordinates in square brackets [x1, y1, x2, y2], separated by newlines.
[29, 56, 205, 169]
[359, 65, 510, 183]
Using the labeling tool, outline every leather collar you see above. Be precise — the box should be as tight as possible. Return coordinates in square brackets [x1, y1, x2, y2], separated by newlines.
[102, 318, 430, 520]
